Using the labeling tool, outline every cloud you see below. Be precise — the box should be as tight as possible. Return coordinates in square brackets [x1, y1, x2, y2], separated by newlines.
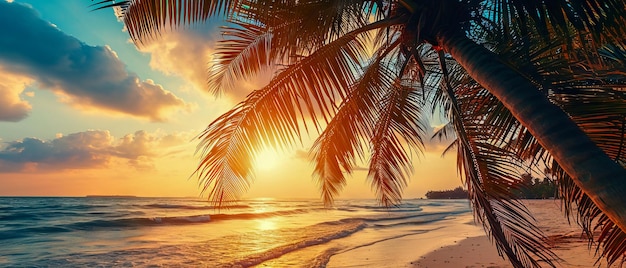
[137, 23, 271, 101]
[0, 1, 186, 121]
[139, 28, 216, 93]
[0, 69, 33, 122]
[0, 130, 191, 173]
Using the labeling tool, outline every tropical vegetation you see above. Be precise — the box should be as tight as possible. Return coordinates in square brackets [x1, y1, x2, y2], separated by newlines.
[426, 174, 556, 200]
[425, 186, 469, 199]
[512, 174, 557, 199]
[92, 0, 626, 267]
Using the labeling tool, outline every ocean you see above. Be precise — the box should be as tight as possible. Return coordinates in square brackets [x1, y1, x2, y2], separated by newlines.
[0, 197, 474, 267]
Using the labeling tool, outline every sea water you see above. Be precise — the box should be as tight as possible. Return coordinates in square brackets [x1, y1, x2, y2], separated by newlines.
[0, 197, 472, 267]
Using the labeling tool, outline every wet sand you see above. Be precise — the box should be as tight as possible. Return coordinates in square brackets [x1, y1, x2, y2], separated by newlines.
[326, 199, 602, 268]
[412, 200, 601, 268]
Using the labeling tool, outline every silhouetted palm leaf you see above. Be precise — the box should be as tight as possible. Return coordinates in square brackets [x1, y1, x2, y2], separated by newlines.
[195, 20, 388, 204]
[310, 54, 395, 205]
[92, 0, 240, 43]
[432, 59, 556, 267]
[367, 83, 425, 206]
[208, 21, 273, 95]
[486, 24, 626, 265]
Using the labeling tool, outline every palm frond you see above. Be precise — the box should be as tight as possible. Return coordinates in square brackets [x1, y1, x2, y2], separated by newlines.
[431, 47, 557, 266]
[549, 85, 626, 266]
[310, 50, 397, 206]
[91, 0, 239, 43]
[367, 82, 425, 206]
[493, 23, 626, 265]
[233, 0, 376, 61]
[448, 82, 557, 268]
[208, 20, 273, 95]
[208, 0, 382, 95]
[483, 0, 626, 43]
[599, 43, 626, 69]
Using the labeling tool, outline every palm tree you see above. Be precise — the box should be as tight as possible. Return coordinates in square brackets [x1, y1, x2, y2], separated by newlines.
[93, 0, 626, 266]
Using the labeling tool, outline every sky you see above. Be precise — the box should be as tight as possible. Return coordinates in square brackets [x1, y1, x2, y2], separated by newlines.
[0, 0, 462, 199]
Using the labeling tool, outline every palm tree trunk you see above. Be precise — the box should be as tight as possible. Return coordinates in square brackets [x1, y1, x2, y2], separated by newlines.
[437, 29, 626, 232]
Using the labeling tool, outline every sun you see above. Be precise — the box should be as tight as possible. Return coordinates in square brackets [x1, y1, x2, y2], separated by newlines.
[254, 148, 282, 171]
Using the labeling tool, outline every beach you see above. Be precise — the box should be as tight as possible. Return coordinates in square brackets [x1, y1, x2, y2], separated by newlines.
[411, 200, 599, 268]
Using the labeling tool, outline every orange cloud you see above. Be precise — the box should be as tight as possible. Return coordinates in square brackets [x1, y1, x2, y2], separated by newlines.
[137, 25, 272, 102]
[138, 28, 217, 92]
[0, 130, 193, 173]
[0, 70, 33, 122]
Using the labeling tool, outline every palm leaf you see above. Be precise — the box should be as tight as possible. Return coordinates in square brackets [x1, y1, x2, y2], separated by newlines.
[448, 81, 557, 268]
[367, 82, 425, 206]
[91, 0, 240, 43]
[208, 20, 273, 95]
[491, 22, 626, 266]
[233, 0, 377, 62]
[310, 49, 397, 206]
[429, 47, 557, 267]
[482, 0, 626, 43]
[208, 0, 379, 95]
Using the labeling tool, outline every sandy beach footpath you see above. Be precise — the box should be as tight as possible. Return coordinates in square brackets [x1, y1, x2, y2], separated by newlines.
[413, 200, 601, 268]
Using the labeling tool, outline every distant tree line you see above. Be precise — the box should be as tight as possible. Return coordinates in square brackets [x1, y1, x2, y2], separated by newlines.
[512, 173, 557, 199]
[425, 187, 468, 199]
[425, 174, 557, 199]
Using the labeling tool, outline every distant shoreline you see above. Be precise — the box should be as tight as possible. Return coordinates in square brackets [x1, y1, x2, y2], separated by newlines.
[85, 195, 137, 198]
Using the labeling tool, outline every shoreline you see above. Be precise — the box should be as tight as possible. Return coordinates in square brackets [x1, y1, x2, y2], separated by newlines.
[412, 200, 601, 268]
[326, 213, 488, 267]
[325, 200, 602, 268]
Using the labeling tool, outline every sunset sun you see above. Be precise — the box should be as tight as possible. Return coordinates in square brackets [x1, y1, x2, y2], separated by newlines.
[254, 149, 282, 171]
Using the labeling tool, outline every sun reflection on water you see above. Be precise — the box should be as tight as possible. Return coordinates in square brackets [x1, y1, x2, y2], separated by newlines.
[256, 219, 278, 230]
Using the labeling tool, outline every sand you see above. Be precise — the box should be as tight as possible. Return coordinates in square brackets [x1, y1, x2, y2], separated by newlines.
[413, 200, 601, 268]
[327, 199, 604, 268]
[327, 213, 487, 267]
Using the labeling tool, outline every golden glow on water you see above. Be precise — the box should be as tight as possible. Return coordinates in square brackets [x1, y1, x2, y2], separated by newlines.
[256, 219, 278, 230]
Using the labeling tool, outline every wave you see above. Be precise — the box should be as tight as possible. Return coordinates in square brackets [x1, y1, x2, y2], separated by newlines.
[66, 214, 213, 230]
[364, 211, 452, 222]
[1, 208, 318, 235]
[1, 203, 112, 212]
[20, 218, 370, 267]
[0, 212, 42, 221]
[210, 208, 315, 221]
[141, 204, 251, 210]
[223, 219, 367, 268]
[0, 226, 73, 240]
[0, 210, 87, 221]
